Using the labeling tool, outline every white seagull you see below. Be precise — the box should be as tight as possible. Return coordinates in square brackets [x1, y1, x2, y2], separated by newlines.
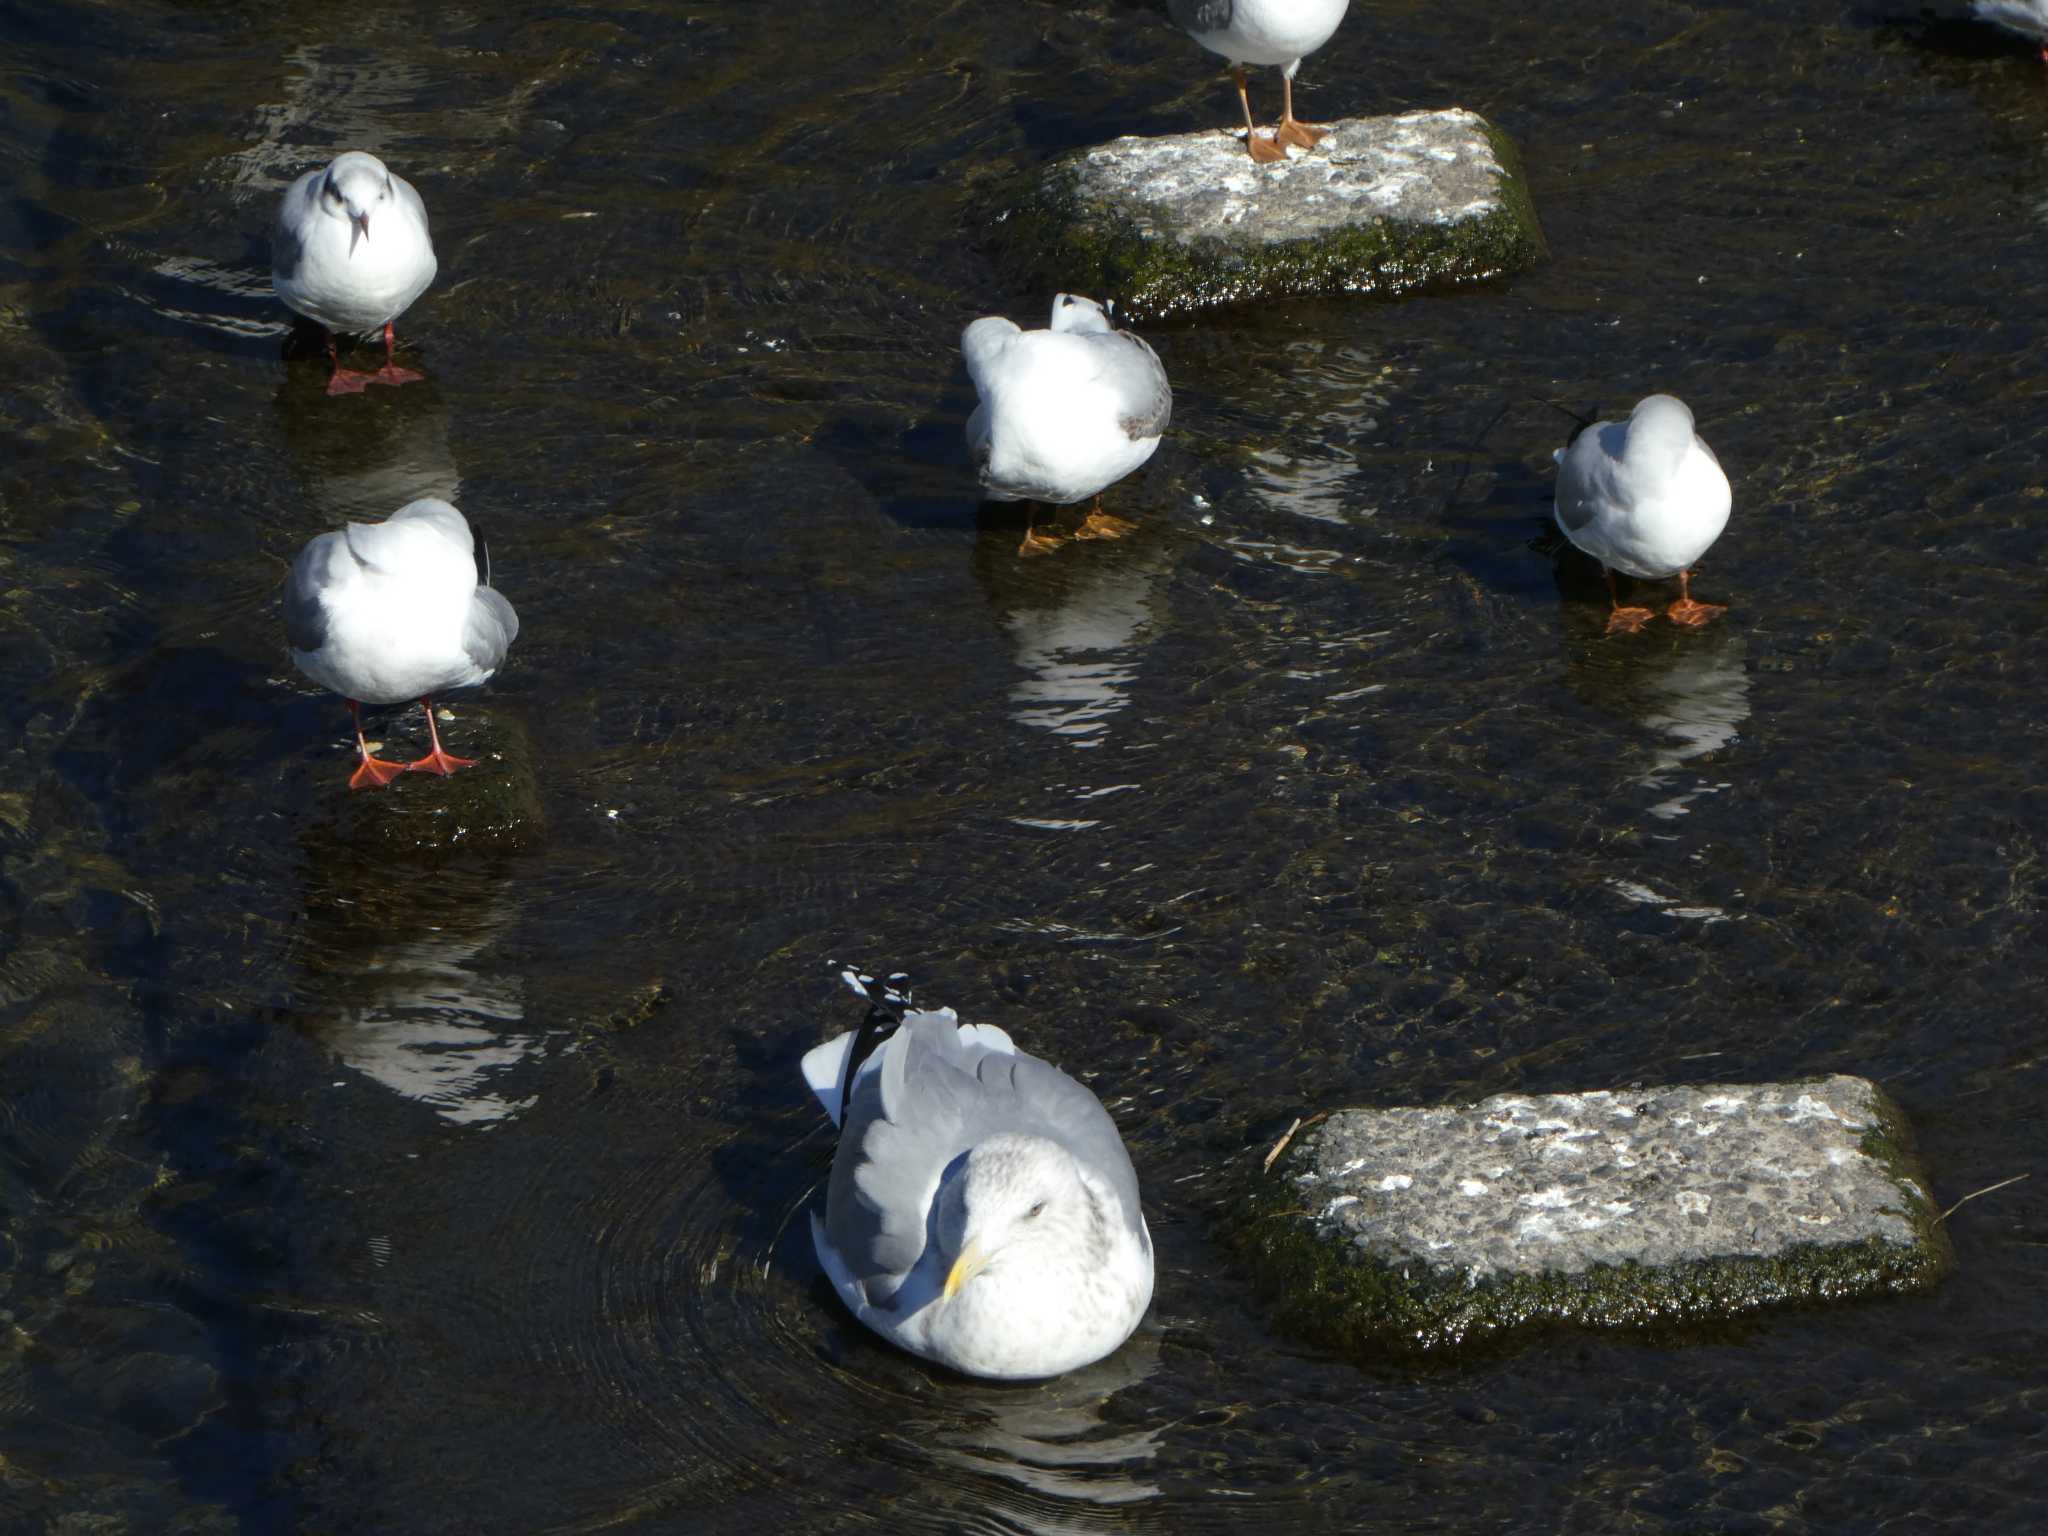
[803, 972, 1153, 1381]
[273, 151, 439, 395]
[963, 293, 1172, 554]
[285, 498, 518, 789]
[1552, 394, 1731, 633]
[1168, 0, 1351, 163]
[1973, 1, 2048, 63]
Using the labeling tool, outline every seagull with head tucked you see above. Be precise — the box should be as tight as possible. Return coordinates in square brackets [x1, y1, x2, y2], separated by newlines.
[802, 971, 1153, 1380]
[273, 151, 438, 396]
[285, 498, 518, 789]
[1552, 394, 1731, 634]
[963, 293, 1171, 555]
[1168, 0, 1351, 164]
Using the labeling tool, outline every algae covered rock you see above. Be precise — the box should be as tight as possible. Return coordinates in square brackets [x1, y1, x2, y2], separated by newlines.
[322, 704, 546, 858]
[999, 108, 1546, 321]
[1232, 1075, 1952, 1359]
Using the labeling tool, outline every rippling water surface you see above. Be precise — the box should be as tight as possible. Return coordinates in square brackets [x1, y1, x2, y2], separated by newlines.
[3, 0, 2046, 1530]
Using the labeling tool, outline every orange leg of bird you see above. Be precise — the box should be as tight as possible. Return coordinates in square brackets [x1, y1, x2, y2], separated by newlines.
[1234, 67, 1287, 164]
[1274, 72, 1328, 151]
[346, 700, 407, 790]
[1603, 568, 1657, 635]
[1666, 570, 1726, 627]
[324, 336, 378, 397]
[367, 322, 426, 389]
[403, 698, 478, 776]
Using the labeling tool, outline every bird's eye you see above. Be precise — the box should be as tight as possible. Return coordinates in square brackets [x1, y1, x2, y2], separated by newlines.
[1025, 1200, 1046, 1220]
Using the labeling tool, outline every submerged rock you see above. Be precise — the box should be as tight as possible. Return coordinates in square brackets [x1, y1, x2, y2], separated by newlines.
[998, 108, 1546, 321]
[323, 704, 547, 858]
[1233, 1075, 1952, 1358]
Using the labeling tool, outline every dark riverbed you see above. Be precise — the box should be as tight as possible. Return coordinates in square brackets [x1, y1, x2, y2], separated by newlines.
[2, 0, 2045, 1530]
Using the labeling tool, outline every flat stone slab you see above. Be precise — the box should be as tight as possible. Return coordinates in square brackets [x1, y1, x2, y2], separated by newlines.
[999, 108, 1545, 321]
[1233, 1076, 1952, 1358]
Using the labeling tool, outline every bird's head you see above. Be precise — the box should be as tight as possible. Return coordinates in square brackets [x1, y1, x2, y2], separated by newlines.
[1048, 292, 1115, 336]
[938, 1133, 1093, 1301]
[319, 152, 398, 256]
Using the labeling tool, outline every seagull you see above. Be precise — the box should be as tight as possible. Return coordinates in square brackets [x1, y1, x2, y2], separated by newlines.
[273, 151, 438, 396]
[1552, 394, 1731, 634]
[1168, 0, 1351, 164]
[1972, 1, 2048, 63]
[963, 293, 1171, 555]
[802, 971, 1153, 1381]
[285, 498, 518, 789]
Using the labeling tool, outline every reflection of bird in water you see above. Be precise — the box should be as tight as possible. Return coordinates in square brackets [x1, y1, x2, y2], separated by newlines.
[1552, 394, 1731, 634]
[1974, 1, 2048, 63]
[275, 375, 461, 527]
[285, 499, 519, 788]
[1169, 0, 1351, 163]
[1558, 604, 1751, 819]
[970, 521, 1170, 748]
[296, 876, 539, 1127]
[927, 1331, 1165, 1529]
[274, 151, 437, 394]
[803, 972, 1153, 1380]
[964, 294, 1171, 556]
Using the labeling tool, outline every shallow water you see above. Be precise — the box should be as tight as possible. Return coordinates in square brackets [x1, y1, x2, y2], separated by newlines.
[2, 0, 2046, 1530]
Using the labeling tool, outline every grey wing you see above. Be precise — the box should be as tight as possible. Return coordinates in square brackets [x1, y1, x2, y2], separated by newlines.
[826, 1015, 976, 1284]
[465, 587, 519, 673]
[283, 530, 344, 653]
[271, 170, 317, 285]
[1168, 0, 1234, 32]
[1108, 332, 1172, 441]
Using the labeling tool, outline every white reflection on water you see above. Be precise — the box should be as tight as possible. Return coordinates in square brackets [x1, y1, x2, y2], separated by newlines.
[925, 1332, 1163, 1529]
[314, 891, 547, 1126]
[1005, 547, 1169, 746]
[1633, 632, 1750, 820]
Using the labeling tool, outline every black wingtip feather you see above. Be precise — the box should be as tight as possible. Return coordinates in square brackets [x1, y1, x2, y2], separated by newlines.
[832, 965, 914, 1124]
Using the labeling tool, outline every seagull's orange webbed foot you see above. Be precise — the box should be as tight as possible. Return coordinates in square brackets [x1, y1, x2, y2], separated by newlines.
[1019, 526, 1068, 558]
[1074, 510, 1138, 541]
[1666, 597, 1726, 627]
[404, 746, 477, 776]
[1275, 116, 1327, 151]
[366, 363, 427, 389]
[1247, 131, 1288, 164]
[1604, 605, 1657, 635]
[325, 368, 376, 396]
[348, 753, 407, 790]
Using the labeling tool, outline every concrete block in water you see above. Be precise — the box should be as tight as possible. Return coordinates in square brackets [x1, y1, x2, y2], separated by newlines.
[998, 108, 1545, 321]
[1234, 1075, 1952, 1357]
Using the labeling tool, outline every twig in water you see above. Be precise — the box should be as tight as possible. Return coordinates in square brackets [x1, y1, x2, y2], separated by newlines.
[1938, 1172, 2029, 1223]
[1262, 1111, 1329, 1174]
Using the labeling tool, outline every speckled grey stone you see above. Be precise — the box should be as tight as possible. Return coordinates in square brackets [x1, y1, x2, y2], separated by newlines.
[1236, 1075, 1952, 1357]
[1001, 108, 1546, 319]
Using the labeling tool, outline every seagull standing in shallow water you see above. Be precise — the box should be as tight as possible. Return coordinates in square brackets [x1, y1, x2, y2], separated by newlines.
[803, 972, 1153, 1380]
[1552, 395, 1732, 634]
[964, 293, 1172, 555]
[273, 151, 438, 396]
[285, 498, 518, 789]
[1168, 0, 1351, 164]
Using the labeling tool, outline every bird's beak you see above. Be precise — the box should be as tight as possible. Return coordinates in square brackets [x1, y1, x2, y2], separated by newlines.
[942, 1236, 990, 1301]
[349, 209, 371, 256]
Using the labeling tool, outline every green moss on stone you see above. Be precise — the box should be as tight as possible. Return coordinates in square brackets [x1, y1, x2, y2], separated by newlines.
[996, 120, 1547, 323]
[1223, 1081, 1954, 1361]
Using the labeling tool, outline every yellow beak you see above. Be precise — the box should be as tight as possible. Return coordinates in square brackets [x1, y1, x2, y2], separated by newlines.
[942, 1236, 990, 1301]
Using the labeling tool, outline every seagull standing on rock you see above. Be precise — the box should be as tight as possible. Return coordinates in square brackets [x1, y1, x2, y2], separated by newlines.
[1168, 0, 1351, 164]
[285, 498, 518, 789]
[1552, 394, 1731, 634]
[803, 972, 1153, 1380]
[964, 293, 1172, 555]
[273, 151, 438, 396]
